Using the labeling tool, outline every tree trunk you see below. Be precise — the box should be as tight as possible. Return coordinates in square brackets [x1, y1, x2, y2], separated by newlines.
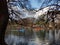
[0, 0, 9, 45]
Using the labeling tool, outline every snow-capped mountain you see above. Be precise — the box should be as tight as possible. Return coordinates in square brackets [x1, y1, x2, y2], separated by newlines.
[8, 2, 60, 21]
[34, 5, 60, 19]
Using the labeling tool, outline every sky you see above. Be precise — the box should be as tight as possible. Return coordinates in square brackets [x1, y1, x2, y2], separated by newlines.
[29, 0, 43, 9]
[9, 0, 60, 9]
[28, 0, 60, 9]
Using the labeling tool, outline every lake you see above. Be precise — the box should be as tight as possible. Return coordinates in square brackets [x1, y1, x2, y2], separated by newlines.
[5, 29, 60, 45]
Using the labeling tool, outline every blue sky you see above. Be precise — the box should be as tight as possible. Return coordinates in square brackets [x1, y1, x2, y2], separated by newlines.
[29, 0, 44, 9]
[28, 0, 59, 9]
[10, 0, 60, 9]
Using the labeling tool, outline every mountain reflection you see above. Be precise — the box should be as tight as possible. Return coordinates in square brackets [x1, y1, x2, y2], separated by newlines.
[5, 29, 60, 45]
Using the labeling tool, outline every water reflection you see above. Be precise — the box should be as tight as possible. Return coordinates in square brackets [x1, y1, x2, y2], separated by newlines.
[5, 30, 60, 45]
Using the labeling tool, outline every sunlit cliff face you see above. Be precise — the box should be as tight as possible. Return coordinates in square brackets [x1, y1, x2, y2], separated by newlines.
[34, 5, 60, 19]
[34, 7, 49, 19]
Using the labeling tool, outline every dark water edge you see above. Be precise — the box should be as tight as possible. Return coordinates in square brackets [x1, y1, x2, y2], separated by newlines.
[5, 30, 60, 45]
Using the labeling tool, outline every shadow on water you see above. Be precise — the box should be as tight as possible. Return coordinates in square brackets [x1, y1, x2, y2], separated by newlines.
[5, 29, 60, 45]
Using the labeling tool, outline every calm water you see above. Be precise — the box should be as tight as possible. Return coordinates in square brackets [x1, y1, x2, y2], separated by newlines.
[5, 30, 60, 45]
